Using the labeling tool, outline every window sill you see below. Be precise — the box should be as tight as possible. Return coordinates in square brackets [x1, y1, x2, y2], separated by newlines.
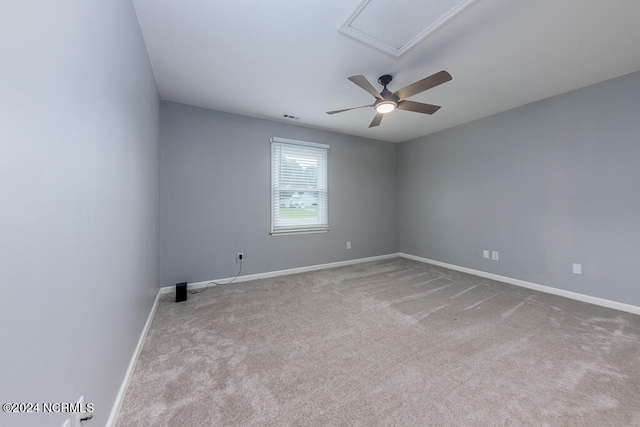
[270, 228, 329, 236]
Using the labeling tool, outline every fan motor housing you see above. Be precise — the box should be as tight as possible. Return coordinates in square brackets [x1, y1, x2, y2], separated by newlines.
[377, 75, 399, 106]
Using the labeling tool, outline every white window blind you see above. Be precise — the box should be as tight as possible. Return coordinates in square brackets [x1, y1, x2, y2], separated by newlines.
[271, 137, 329, 235]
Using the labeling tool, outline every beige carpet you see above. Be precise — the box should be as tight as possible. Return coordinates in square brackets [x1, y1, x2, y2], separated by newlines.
[116, 258, 640, 426]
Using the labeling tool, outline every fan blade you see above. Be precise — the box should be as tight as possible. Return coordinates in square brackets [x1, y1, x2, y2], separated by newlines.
[368, 113, 383, 128]
[348, 75, 383, 100]
[393, 70, 452, 100]
[397, 100, 441, 115]
[326, 104, 372, 115]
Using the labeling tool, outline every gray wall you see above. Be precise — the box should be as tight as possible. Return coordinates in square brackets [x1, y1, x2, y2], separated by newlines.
[399, 70, 640, 307]
[0, 1, 160, 426]
[161, 102, 398, 287]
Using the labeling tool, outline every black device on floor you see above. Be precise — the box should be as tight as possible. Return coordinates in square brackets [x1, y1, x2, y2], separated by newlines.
[175, 282, 188, 302]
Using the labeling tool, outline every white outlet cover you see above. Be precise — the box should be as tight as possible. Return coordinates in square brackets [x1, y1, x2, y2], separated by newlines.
[347, 241, 351, 249]
[483, 250, 489, 258]
[71, 396, 84, 427]
[572, 263, 582, 274]
[491, 251, 499, 261]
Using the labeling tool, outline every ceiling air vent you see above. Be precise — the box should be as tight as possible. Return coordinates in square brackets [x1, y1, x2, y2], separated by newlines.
[282, 114, 300, 120]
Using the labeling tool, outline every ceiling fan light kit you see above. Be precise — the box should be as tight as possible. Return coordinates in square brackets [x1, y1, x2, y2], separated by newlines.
[327, 70, 452, 128]
[375, 101, 396, 113]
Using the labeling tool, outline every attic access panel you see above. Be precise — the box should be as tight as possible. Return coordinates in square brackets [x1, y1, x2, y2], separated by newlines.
[338, 0, 479, 57]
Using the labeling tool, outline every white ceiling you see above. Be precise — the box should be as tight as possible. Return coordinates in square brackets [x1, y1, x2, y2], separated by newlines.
[132, 0, 640, 143]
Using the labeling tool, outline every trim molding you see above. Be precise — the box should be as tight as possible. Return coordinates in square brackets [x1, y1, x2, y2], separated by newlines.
[159, 253, 401, 294]
[399, 253, 640, 316]
[106, 290, 162, 427]
[338, 0, 479, 57]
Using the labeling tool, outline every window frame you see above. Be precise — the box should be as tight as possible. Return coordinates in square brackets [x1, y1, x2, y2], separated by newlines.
[270, 137, 329, 236]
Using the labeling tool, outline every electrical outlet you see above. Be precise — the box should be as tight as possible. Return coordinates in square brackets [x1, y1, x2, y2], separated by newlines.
[483, 250, 489, 259]
[346, 241, 351, 250]
[491, 251, 499, 261]
[70, 396, 84, 427]
[572, 263, 582, 274]
[70, 395, 94, 427]
[236, 252, 244, 263]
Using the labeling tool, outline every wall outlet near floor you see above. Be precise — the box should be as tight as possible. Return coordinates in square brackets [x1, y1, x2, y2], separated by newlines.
[483, 250, 489, 259]
[491, 251, 499, 261]
[236, 252, 244, 263]
[572, 263, 582, 274]
[70, 396, 87, 427]
[346, 241, 351, 250]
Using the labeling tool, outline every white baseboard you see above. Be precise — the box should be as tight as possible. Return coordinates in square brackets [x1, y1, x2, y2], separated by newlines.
[399, 252, 640, 316]
[159, 253, 401, 294]
[106, 290, 162, 427]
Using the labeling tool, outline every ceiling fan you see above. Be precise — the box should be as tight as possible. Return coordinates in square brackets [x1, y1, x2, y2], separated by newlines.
[327, 70, 452, 128]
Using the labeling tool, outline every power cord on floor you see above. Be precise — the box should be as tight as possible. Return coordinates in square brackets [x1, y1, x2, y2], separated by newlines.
[190, 259, 244, 294]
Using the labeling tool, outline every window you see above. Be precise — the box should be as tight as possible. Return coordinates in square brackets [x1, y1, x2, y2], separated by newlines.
[271, 137, 329, 235]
